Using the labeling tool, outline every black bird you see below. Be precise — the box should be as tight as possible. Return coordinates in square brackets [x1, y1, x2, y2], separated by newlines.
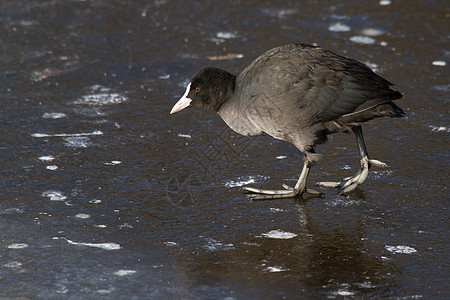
[171, 44, 404, 199]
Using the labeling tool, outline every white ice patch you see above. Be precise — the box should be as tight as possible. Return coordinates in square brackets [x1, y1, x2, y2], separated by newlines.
[63, 136, 92, 148]
[104, 161, 122, 165]
[158, 74, 170, 80]
[204, 238, 235, 251]
[89, 85, 111, 92]
[379, 0, 391, 5]
[432, 61, 446, 66]
[42, 190, 67, 201]
[114, 270, 136, 276]
[216, 32, 237, 39]
[335, 289, 355, 296]
[76, 93, 127, 105]
[430, 125, 450, 132]
[350, 36, 376, 44]
[4, 261, 22, 268]
[361, 28, 385, 36]
[224, 175, 267, 187]
[31, 130, 103, 138]
[46, 165, 58, 170]
[75, 213, 91, 219]
[39, 155, 55, 162]
[8, 243, 29, 249]
[328, 23, 351, 32]
[164, 241, 178, 246]
[276, 155, 287, 159]
[55, 237, 122, 250]
[177, 133, 191, 139]
[43, 112, 67, 119]
[260, 229, 297, 239]
[265, 266, 288, 272]
[269, 208, 284, 213]
[385, 245, 417, 254]
[89, 199, 102, 204]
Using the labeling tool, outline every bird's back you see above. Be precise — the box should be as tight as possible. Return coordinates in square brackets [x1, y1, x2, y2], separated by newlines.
[230, 44, 403, 150]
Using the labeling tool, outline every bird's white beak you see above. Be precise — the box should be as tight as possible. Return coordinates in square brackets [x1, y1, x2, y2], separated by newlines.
[170, 82, 192, 114]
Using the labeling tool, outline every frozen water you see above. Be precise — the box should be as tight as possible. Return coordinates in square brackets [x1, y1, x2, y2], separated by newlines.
[224, 175, 267, 187]
[63, 136, 92, 148]
[42, 190, 67, 201]
[216, 32, 237, 39]
[385, 245, 418, 254]
[8, 243, 29, 249]
[265, 266, 288, 272]
[43, 112, 67, 119]
[432, 61, 446, 66]
[114, 270, 137, 276]
[56, 237, 122, 250]
[76, 93, 127, 105]
[260, 230, 297, 239]
[39, 155, 55, 161]
[350, 36, 376, 44]
[328, 23, 351, 32]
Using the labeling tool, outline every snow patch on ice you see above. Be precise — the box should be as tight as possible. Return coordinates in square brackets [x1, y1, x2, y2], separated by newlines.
[55, 237, 122, 250]
[8, 243, 29, 249]
[350, 36, 376, 44]
[43, 112, 67, 119]
[328, 23, 351, 32]
[42, 190, 67, 201]
[76, 93, 127, 105]
[385, 245, 417, 254]
[265, 266, 288, 272]
[114, 270, 136, 276]
[224, 175, 267, 187]
[260, 229, 297, 239]
[39, 155, 55, 162]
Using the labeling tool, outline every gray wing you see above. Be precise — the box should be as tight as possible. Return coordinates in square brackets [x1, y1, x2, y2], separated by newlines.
[238, 44, 402, 124]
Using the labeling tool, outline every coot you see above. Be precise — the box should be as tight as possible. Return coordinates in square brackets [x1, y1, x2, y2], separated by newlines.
[171, 44, 404, 199]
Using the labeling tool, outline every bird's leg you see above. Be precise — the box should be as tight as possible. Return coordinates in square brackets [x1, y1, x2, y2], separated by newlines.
[242, 160, 320, 200]
[317, 125, 388, 194]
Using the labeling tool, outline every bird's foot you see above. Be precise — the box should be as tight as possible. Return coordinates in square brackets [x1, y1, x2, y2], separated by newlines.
[316, 158, 388, 194]
[241, 184, 320, 200]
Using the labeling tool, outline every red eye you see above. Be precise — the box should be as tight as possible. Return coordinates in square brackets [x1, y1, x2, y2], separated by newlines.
[195, 87, 200, 92]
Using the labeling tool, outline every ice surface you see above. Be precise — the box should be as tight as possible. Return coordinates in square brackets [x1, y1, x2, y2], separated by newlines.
[328, 23, 351, 32]
[114, 270, 137, 276]
[46, 165, 58, 170]
[56, 237, 122, 250]
[8, 243, 29, 249]
[432, 61, 446, 66]
[350, 36, 376, 44]
[216, 32, 237, 39]
[76, 93, 127, 105]
[42, 190, 67, 201]
[260, 229, 297, 239]
[75, 213, 91, 219]
[39, 155, 55, 161]
[430, 125, 449, 132]
[63, 136, 92, 148]
[177, 133, 191, 139]
[43, 112, 67, 119]
[276, 155, 287, 159]
[265, 266, 288, 272]
[385, 245, 417, 254]
[31, 130, 103, 138]
[361, 28, 385, 36]
[224, 175, 267, 187]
